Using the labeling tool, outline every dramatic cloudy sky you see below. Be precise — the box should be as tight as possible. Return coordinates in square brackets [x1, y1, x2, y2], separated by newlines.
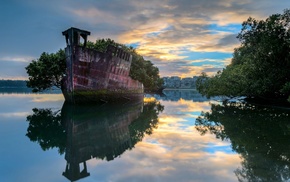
[1, 0, 289, 79]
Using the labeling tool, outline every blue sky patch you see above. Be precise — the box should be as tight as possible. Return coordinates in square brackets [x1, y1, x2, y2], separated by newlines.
[208, 24, 241, 34]
[126, 42, 140, 49]
[205, 144, 234, 154]
[181, 51, 232, 61]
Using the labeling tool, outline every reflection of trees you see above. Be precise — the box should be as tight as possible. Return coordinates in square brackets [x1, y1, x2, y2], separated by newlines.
[26, 100, 163, 181]
[26, 108, 66, 154]
[130, 101, 164, 144]
[195, 103, 290, 182]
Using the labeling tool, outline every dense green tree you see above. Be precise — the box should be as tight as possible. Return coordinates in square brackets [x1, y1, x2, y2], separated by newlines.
[26, 49, 66, 92]
[129, 54, 164, 91]
[26, 39, 163, 92]
[197, 9, 290, 102]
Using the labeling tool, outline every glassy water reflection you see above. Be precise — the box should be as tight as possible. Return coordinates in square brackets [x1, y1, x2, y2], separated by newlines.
[0, 90, 290, 181]
[26, 100, 163, 181]
[196, 102, 290, 182]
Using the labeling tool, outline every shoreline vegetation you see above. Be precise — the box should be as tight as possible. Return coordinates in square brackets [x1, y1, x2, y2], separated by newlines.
[0, 80, 61, 94]
[1, 80, 290, 108]
[0, 80, 27, 88]
[196, 9, 290, 104]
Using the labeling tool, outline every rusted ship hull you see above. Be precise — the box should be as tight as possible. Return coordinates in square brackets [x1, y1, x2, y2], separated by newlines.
[61, 28, 144, 103]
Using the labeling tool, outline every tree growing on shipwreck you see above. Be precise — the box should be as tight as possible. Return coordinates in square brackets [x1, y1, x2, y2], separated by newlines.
[25, 29, 163, 94]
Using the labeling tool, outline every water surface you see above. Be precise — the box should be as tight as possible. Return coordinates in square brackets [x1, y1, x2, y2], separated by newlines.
[0, 90, 289, 182]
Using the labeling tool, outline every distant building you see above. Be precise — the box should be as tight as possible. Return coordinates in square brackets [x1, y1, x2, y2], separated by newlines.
[162, 76, 199, 89]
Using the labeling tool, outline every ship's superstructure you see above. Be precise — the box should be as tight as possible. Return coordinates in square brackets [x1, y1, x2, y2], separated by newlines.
[61, 27, 144, 103]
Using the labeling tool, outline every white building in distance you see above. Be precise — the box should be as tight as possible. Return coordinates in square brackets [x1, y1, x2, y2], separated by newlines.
[162, 76, 198, 89]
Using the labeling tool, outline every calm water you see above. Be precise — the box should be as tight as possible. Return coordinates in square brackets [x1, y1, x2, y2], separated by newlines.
[1, 90, 290, 182]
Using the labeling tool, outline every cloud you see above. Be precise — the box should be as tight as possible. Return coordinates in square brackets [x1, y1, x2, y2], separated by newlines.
[192, 33, 240, 53]
[0, 56, 34, 63]
[1, 0, 290, 79]
[68, 0, 246, 58]
[155, 56, 230, 77]
[0, 112, 30, 118]
[86, 99, 241, 182]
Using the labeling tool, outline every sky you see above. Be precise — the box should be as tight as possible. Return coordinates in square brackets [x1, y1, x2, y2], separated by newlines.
[1, 0, 290, 80]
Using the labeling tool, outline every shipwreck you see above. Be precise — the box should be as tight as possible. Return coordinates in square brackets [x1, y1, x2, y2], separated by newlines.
[61, 27, 144, 103]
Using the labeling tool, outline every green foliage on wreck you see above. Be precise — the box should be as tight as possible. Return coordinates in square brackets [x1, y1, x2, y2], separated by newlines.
[25, 49, 66, 92]
[25, 38, 163, 92]
[86, 39, 164, 92]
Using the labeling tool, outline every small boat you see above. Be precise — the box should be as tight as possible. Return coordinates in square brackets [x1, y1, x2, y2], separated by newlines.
[61, 27, 144, 103]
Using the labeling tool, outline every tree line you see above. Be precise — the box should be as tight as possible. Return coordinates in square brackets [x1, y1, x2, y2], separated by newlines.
[197, 9, 290, 103]
[0, 80, 27, 88]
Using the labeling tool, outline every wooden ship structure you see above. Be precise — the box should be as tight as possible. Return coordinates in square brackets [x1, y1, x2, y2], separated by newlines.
[61, 27, 144, 103]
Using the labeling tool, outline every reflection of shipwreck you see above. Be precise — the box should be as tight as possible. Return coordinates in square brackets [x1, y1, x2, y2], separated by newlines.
[26, 99, 163, 181]
[61, 27, 144, 103]
[61, 101, 143, 181]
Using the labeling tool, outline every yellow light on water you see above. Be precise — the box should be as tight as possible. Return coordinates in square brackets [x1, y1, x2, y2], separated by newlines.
[143, 97, 156, 103]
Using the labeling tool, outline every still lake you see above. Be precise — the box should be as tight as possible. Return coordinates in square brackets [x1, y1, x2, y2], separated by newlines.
[0, 89, 290, 182]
